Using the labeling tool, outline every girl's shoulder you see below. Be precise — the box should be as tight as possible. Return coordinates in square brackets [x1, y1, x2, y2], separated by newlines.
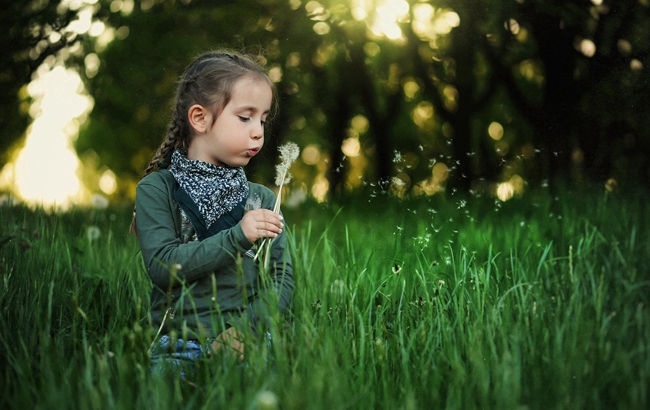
[138, 169, 175, 189]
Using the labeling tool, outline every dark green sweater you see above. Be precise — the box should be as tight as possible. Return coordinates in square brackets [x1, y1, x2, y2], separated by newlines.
[135, 169, 293, 338]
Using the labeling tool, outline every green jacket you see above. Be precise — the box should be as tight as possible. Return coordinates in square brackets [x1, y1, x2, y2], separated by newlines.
[135, 169, 293, 338]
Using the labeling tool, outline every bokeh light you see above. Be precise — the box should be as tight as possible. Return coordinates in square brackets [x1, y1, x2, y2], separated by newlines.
[0, 66, 93, 208]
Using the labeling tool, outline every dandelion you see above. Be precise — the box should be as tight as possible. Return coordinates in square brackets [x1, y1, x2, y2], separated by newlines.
[255, 142, 300, 266]
[254, 390, 279, 410]
[86, 226, 101, 241]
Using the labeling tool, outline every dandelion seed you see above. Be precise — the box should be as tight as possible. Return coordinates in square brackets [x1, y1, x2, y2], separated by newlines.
[392, 150, 403, 163]
[245, 194, 262, 211]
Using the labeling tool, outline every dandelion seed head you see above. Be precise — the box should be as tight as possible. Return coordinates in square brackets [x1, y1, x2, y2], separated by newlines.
[275, 142, 300, 187]
[86, 226, 101, 241]
[255, 390, 279, 410]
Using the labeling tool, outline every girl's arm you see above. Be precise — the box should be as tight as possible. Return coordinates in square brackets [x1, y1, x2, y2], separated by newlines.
[136, 180, 254, 289]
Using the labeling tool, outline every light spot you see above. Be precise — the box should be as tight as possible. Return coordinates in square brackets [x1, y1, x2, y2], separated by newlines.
[403, 80, 419, 99]
[99, 169, 117, 194]
[497, 182, 514, 201]
[488, 122, 504, 140]
[579, 39, 596, 57]
[351, 115, 369, 133]
[363, 42, 381, 57]
[341, 138, 361, 157]
[313, 22, 330, 35]
[630, 59, 643, 72]
[268, 66, 282, 83]
[311, 175, 329, 202]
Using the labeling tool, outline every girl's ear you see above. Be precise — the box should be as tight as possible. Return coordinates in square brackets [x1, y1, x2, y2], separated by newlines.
[188, 104, 209, 134]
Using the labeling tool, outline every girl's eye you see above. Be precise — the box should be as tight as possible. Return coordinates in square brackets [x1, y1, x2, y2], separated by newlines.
[261, 120, 266, 126]
[238, 116, 250, 122]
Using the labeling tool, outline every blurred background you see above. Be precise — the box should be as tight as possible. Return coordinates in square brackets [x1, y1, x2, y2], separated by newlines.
[1, 0, 649, 209]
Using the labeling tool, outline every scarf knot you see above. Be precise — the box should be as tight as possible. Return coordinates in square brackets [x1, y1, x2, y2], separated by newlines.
[169, 150, 249, 229]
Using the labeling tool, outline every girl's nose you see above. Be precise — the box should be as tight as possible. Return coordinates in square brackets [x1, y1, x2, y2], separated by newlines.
[251, 123, 264, 139]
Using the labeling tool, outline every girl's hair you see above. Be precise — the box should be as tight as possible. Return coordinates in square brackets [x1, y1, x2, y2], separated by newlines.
[130, 50, 277, 234]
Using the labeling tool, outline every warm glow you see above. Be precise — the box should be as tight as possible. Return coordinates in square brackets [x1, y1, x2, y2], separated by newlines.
[488, 122, 504, 140]
[99, 169, 117, 194]
[579, 39, 596, 57]
[403, 80, 419, 99]
[341, 138, 361, 157]
[496, 182, 514, 201]
[311, 175, 329, 202]
[352, 0, 409, 40]
[496, 174, 524, 201]
[302, 144, 321, 165]
[412, 101, 434, 128]
[0, 66, 93, 208]
[268, 66, 283, 83]
[0, 0, 111, 208]
[350, 115, 369, 133]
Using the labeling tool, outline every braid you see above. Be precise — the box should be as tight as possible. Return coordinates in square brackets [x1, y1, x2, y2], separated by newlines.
[130, 117, 184, 234]
[143, 119, 182, 176]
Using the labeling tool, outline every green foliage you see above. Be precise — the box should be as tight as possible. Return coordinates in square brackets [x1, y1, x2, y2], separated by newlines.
[1, 188, 649, 409]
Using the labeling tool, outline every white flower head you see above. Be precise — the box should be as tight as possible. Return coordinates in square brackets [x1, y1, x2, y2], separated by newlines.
[274, 142, 300, 186]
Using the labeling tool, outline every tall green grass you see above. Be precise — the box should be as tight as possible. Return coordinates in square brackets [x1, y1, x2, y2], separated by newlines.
[1, 188, 648, 409]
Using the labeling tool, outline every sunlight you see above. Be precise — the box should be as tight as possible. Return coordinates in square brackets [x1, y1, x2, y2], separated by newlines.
[0, 0, 106, 208]
[352, 0, 410, 40]
[0, 66, 93, 208]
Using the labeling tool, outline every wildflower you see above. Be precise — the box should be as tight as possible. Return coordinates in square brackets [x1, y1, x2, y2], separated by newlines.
[255, 390, 279, 410]
[255, 142, 300, 266]
[91, 193, 109, 209]
[274, 142, 300, 187]
[86, 226, 101, 241]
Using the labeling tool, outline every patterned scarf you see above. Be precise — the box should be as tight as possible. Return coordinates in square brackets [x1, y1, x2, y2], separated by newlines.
[169, 150, 249, 229]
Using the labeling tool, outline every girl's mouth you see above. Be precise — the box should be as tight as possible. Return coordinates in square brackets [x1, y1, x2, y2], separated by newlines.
[248, 148, 260, 156]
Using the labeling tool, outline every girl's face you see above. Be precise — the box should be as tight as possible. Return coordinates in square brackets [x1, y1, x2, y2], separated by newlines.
[187, 76, 272, 167]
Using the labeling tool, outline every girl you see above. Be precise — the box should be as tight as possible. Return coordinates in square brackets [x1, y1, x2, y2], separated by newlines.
[133, 51, 293, 371]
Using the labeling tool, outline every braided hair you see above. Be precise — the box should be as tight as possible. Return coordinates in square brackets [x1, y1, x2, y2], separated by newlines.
[130, 51, 276, 234]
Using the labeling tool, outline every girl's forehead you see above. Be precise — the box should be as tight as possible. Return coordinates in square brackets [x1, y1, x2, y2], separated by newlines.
[229, 76, 273, 107]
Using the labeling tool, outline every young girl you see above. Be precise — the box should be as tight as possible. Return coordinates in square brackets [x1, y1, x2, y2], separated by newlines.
[132, 51, 293, 371]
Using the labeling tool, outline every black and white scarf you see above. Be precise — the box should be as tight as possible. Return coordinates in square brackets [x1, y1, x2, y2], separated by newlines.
[169, 150, 249, 229]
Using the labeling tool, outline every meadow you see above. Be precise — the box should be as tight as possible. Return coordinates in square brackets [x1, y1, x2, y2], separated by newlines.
[1, 186, 648, 409]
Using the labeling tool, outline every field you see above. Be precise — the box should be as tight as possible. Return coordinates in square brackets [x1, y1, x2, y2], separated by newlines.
[1, 187, 649, 409]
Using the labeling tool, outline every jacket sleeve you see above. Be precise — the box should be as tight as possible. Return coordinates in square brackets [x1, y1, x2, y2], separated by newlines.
[135, 178, 254, 289]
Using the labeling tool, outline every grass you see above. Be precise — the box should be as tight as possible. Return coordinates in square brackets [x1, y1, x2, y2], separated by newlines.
[1, 186, 648, 409]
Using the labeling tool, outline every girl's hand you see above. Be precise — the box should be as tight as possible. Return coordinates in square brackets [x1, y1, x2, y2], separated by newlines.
[211, 327, 245, 361]
[241, 209, 283, 243]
